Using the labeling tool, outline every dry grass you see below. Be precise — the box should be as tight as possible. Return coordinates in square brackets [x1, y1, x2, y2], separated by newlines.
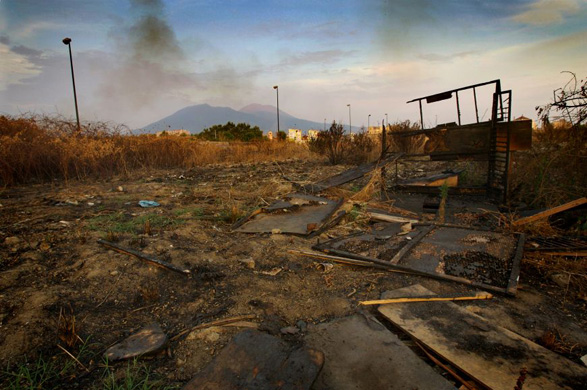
[509, 123, 586, 209]
[0, 114, 313, 186]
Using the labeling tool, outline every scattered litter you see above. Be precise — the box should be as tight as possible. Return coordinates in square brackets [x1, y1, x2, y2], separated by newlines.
[319, 262, 334, 273]
[59, 220, 71, 226]
[117, 186, 124, 192]
[138, 200, 160, 208]
[259, 267, 282, 276]
[238, 258, 255, 269]
[104, 323, 167, 361]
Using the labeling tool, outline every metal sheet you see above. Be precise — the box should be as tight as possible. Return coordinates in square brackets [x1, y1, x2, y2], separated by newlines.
[234, 193, 342, 235]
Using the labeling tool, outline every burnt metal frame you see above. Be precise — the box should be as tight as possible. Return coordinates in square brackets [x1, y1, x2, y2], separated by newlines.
[313, 224, 525, 296]
[402, 80, 513, 202]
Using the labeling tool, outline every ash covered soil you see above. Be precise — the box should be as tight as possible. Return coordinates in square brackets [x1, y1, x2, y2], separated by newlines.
[0, 159, 586, 387]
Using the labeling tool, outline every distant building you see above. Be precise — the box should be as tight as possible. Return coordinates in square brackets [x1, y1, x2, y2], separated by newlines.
[514, 115, 537, 130]
[267, 131, 274, 141]
[367, 125, 382, 136]
[156, 129, 190, 137]
[288, 128, 303, 143]
[307, 129, 319, 140]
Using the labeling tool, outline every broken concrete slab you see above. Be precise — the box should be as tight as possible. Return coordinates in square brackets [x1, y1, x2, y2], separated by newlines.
[182, 329, 323, 390]
[234, 193, 343, 236]
[104, 323, 168, 361]
[378, 284, 587, 390]
[304, 314, 456, 390]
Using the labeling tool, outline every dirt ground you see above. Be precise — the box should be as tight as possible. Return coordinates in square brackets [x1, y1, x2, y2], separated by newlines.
[1, 158, 586, 388]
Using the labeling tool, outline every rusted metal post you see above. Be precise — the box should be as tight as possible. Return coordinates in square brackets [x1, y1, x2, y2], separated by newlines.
[473, 87, 479, 123]
[380, 119, 387, 200]
[418, 100, 424, 129]
[456, 91, 461, 126]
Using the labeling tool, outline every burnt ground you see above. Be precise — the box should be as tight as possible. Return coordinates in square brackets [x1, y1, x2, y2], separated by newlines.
[0, 158, 586, 388]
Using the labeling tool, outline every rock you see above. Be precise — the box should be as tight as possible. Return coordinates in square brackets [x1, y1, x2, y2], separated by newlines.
[581, 354, 587, 367]
[551, 273, 570, 288]
[104, 323, 167, 361]
[239, 258, 255, 269]
[296, 320, 307, 333]
[281, 326, 299, 335]
[4, 236, 20, 246]
[117, 186, 124, 192]
[110, 270, 119, 276]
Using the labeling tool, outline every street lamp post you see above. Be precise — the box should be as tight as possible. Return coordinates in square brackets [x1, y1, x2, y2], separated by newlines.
[385, 113, 388, 130]
[273, 86, 280, 136]
[62, 37, 80, 131]
[323, 118, 326, 131]
[347, 104, 351, 135]
[368, 114, 371, 132]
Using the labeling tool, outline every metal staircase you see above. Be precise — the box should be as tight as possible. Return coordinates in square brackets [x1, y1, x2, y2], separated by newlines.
[487, 89, 512, 202]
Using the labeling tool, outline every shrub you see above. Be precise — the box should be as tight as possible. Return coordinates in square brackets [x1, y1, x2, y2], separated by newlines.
[308, 121, 377, 165]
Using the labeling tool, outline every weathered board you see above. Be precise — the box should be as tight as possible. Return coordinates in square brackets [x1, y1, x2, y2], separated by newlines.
[182, 329, 323, 390]
[378, 285, 587, 390]
[304, 314, 456, 390]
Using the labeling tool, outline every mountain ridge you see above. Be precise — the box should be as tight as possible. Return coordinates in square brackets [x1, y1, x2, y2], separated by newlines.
[139, 103, 356, 134]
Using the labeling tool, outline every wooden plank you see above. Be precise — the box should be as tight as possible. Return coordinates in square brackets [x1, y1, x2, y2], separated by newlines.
[367, 212, 418, 224]
[360, 293, 493, 305]
[378, 284, 587, 390]
[389, 225, 434, 264]
[512, 197, 587, 226]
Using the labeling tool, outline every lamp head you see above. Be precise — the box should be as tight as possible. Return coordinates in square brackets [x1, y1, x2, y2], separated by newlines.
[62, 37, 72, 45]
[273, 85, 278, 89]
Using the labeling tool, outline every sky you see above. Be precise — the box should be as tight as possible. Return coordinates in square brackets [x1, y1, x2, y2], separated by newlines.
[0, 0, 586, 130]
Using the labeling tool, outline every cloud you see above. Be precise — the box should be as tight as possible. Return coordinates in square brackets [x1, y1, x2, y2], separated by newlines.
[418, 50, 480, 63]
[0, 42, 41, 89]
[279, 50, 354, 67]
[511, 0, 581, 25]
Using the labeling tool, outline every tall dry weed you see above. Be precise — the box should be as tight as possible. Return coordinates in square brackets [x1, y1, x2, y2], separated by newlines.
[0, 115, 313, 186]
[509, 123, 586, 208]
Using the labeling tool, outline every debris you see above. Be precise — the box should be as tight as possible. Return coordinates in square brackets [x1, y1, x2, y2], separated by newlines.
[117, 186, 124, 192]
[581, 354, 587, 367]
[171, 315, 256, 342]
[318, 262, 334, 273]
[260, 267, 282, 276]
[512, 197, 587, 226]
[359, 292, 493, 305]
[367, 211, 418, 224]
[311, 225, 525, 295]
[138, 200, 160, 208]
[97, 239, 191, 275]
[304, 314, 455, 390]
[234, 193, 343, 236]
[104, 323, 168, 361]
[550, 273, 570, 289]
[298, 153, 402, 193]
[239, 258, 255, 269]
[182, 329, 324, 390]
[377, 284, 587, 390]
[399, 171, 461, 187]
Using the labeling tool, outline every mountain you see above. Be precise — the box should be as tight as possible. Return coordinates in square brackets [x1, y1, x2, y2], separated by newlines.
[139, 103, 350, 134]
